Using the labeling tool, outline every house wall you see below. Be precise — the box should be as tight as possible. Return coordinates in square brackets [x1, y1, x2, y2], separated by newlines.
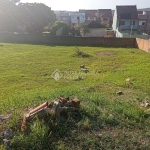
[70, 13, 85, 24]
[101, 17, 111, 24]
[115, 30, 123, 37]
[112, 9, 117, 30]
[60, 15, 71, 25]
[84, 28, 107, 37]
[86, 17, 96, 21]
[117, 20, 138, 30]
[137, 15, 147, 31]
[146, 20, 150, 33]
[138, 14, 150, 33]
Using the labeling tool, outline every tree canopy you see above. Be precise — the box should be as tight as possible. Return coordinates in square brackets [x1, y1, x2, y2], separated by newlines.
[75, 24, 90, 36]
[0, 1, 56, 33]
[50, 20, 70, 36]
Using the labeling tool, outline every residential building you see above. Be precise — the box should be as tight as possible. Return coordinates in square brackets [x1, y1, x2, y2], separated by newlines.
[97, 9, 113, 25]
[70, 12, 85, 25]
[80, 20, 107, 37]
[113, 5, 138, 31]
[60, 12, 71, 25]
[79, 9, 98, 21]
[138, 10, 150, 34]
[112, 5, 148, 38]
[54, 11, 63, 20]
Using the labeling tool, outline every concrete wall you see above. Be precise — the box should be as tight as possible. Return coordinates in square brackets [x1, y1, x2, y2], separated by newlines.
[136, 38, 150, 52]
[0, 33, 135, 47]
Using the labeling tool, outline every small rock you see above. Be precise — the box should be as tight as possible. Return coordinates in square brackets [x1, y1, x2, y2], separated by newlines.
[75, 76, 84, 81]
[0, 115, 9, 122]
[116, 91, 123, 95]
[3, 138, 11, 147]
[140, 101, 150, 108]
[80, 65, 85, 68]
[93, 127, 100, 132]
[126, 78, 131, 82]
[81, 68, 89, 73]
[69, 98, 80, 108]
[4, 129, 12, 139]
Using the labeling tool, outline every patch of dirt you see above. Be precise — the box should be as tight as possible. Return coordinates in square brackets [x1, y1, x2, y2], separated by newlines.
[97, 52, 116, 56]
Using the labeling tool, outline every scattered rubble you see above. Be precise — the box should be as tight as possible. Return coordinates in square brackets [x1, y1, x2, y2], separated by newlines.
[4, 129, 12, 139]
[74, 76, 84, 81]
[80, 65, 89, 73]
[140, 100, 150, 108]
[0, 111, 14, 149]
[21, 96, 80, 131]
[3, 138, 11, 147]
[0, 114, 11, 122]
[126, 78, 131, 82]
[80, 65, 85, 69]
[81, 68, 89, 73]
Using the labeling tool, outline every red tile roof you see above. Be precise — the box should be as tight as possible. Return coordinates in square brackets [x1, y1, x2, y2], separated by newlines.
[98, 9, 112, 17]
[85, 10, 98, 17]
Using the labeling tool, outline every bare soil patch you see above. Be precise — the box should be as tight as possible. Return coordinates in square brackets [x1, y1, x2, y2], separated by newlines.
[97, 52, 116, 56]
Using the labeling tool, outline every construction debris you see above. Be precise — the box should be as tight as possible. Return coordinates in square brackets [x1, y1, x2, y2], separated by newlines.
[80, 65, 85, 69]
[21, 96, 80, 131]
[74, 76, 84, 81]
[81, 68, 89, 73]
[140, 100, 150, 108]
[80, 65, 89, 73]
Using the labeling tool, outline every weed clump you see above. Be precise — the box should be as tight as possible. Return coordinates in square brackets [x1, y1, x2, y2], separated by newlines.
[75, 47, 90, 58]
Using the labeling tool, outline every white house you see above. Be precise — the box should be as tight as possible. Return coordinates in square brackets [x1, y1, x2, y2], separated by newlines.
[80, 20, 108, 37]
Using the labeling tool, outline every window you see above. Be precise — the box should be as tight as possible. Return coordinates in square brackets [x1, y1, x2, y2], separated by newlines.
[103, 17, 108, 21]
[119, 21, 125, 26]
[139, 21, 146, 25]
[130, 21, 135, 25]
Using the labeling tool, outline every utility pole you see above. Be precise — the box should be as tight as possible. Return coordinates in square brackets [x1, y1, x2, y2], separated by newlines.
[130, 21, 133, 38]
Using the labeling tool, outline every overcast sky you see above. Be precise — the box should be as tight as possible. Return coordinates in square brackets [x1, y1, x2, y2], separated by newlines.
[20, 0, 150, 11]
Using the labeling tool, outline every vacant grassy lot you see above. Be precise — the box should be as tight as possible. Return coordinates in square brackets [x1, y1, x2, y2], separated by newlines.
[0, 43, 150, 149]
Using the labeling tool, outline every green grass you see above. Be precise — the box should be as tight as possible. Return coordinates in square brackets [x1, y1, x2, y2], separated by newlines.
[0, 43, 150, 149]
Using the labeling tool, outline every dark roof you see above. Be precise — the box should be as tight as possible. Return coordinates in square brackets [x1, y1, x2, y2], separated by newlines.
[138, 8, 150, 11]
[98, 9, 112, 17]
[137, 11, 143, 14]
[85, 10, 98, 17]
[116, 5, 138, 20]
[83, 20, 106, 28]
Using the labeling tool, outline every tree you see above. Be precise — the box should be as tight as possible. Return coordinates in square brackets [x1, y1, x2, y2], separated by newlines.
[18, 3, 56, 33]
[75, 24, 90, 37]
[0, 0, 19, 32]
[50, 20, 70, 36]
[0, 1, 56, 33]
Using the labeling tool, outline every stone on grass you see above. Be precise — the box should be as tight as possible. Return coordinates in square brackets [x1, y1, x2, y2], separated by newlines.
[116, 91, 123, 95]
